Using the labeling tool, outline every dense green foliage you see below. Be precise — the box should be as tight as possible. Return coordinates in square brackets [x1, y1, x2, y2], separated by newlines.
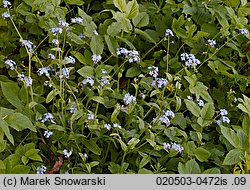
[0, 0, 249, 174]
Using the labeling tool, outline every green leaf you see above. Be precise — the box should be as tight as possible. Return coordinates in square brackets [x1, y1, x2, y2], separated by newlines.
[138, 168, 154, 174]
[139, 155, 151, 169]
[194, 147, 211, 162]
[83, 138, 101, 155]
[223, 149, 244, 165]
[184, 99, 200, 117]
[220, 125, 239, 148]
[6, 113, 36, 132]
[65, 0, 84, 5]
[178, 159, 201, 174]
[125, 67, 141, 78]
[21, 156, 29, 165]
[77, 66, 94, 78]
[11, 165, 30, 174]
[71, 51, 86, 64]
[0, 82, 23, 109]
[203, 168, 221, 174]
[0, 118, 14, 145]
[25, 149, 42, 161]
[104, 35, 118, 55]
[127, 138, 140, 150]
[132, 12, 149, 27]
[201, 103, 215, 119]
[126, 0, 139, 19]
[90, 96, 105, 105]
[113, 0, 127, 12]
[90, 35, 104, 55]
[46, 89, 60, 103]
[113, 12, 132, 33]
[134, 28, 156, 44]
[107, 22, 122, 37]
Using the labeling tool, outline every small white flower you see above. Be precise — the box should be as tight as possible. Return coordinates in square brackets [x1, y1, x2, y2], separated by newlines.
[52, 39, 59, 46]
[159, 115, 170, 126]
[180, 53, 201, 67]
[214, 120, 221, 125]
[87, 114, 95, 120]
[3, 0, 12, 8]
[58, 20, 69, 28]
[78, 33, 84, 38]
[239, 29, 249, 35]
[208, 39, 216, 48]
[113, 123, 121, 129]
[197, 99, 204, 107]
[4, 59, 16, 70]
[48, 53, 55, 59]
[71, 17, 83, 23]
[62, 56, 75, 64]
[82, 77, 94, 86]
[21, 40, 36, 52]
[70, 105, 77, 114]
[92, 54, 101, 64]
[18, 74, 33, 87]
[104, 123, 111, 130]
[164, 110, 175, 118]
[44, 130, 53, 138]
[44, 81, 53, 88]
[36, 165, 47, 174]
[60, 68, 69, 79]
[148, 66, 159, 78]
[37, 66, 52, 77]
[165, 29, 174, 37]
[50, 27, 63, 35]
[219, 109, 228, 116]
[222, 116, 230, 124]
[187, 96, 193, 101]
[41, 113, 56, 124]
[139, 93, 146, 99]
[163, 142, 171, 151]
[171, 142, 184, 153]
[2, 11, 10, 19]
[63, 149, 72, 158]
[93, 30, 98, 35]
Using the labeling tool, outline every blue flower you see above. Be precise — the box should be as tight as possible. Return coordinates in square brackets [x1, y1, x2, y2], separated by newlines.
[123, 93, 136, 105]
[36, 166, 47, 174]
[92, 54, 101, 64]
[44, 130, 53, 138]
[63, 149, 72, 158]
[4, 59, 16, 70]
[71, 17, 83, 23]
[2, 11, 10, 19]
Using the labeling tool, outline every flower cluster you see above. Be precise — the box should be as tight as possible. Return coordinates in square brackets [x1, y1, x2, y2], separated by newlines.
[48, 53, 55, 59]
[58, 20, 69, 28]
[151, 78, 168, 88]
[207, 39, 216, 48]
[2, 11, 10, 19]
[37, 66, 53, 77]
[21, 40, 36, 52]
[215, 109, 230, 124]
[104, 123, 122, 130]
[156, 110, 175, 126]
[239, 28, 249, 35]
[62, 56, 76, 64]
[148, 66, 159, 78]
[3, 0, 12, 8]
[164, 29, 174, 41]
[180, 53, 201, 67]
[36, 166, 47, 174]
[41, 113, 56, 124]
[197, 99, 204, 107]
[70, 104, 77, 114]
[81, 77, 94, 86]
[163, 142, 184, 153]
[4, 59, 16, 70]
[63, 149, 72, 158]
[117, 48, 140, 63]
[18, 74, 33, 87]
[44, 130, 53, 138]
[123, 93, 136, 105]
[52, 39, 59, 46]
[50, 27, 63, 35]
[92, 54, 101, 64]
[71, 17, 83, 23]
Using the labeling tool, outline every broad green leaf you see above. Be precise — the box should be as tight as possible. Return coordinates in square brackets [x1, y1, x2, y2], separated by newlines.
[127, 138, 140, 149]
[71, 51, 86, 64]
[83, 138, 101, 155]
[0, 82, 23, 109]
[203, 168, 221, 174]
[184, 141, 197, 155]
[104, 35, 118, 55]
[125, 66, 141, 77]
[220, 125, 239, 148]
[90, 96, 105, 105]
[0, 160, 6, 173]
[116, 36, 136, 49]
[178, 159, 201, 174]
[184, 99, 200, 117]
[113, 0, 127, 12]
[126, 0, 139, 19]
[134, 28, 156, 44]
[107, 22, 122, 37]
[6, 113, 36, 132]
[237, 129, 248, 149]
[223, 149, 244, 165]
[25, 149, 42, 161]
[46, 89, 60, 103]
[0, 139, 7, 152]
[201, 103, 215, 119]
[78, 7, 92, 23]
[65, 0, 84, 5]
[11, 165, 30, 174]
[21, 156, 29, 165]
[0, 118, 14, 145]
[139, 155, 151, 169]
[77, 66, 94, 78]
[138, 168, 154, 174]
[194, 147, 211, 162]
[132, 12, 149, 27]
[90, 35, 104, 55]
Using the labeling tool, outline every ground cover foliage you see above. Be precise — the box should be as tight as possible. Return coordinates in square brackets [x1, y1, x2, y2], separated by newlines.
[0, 0, 250, 174]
